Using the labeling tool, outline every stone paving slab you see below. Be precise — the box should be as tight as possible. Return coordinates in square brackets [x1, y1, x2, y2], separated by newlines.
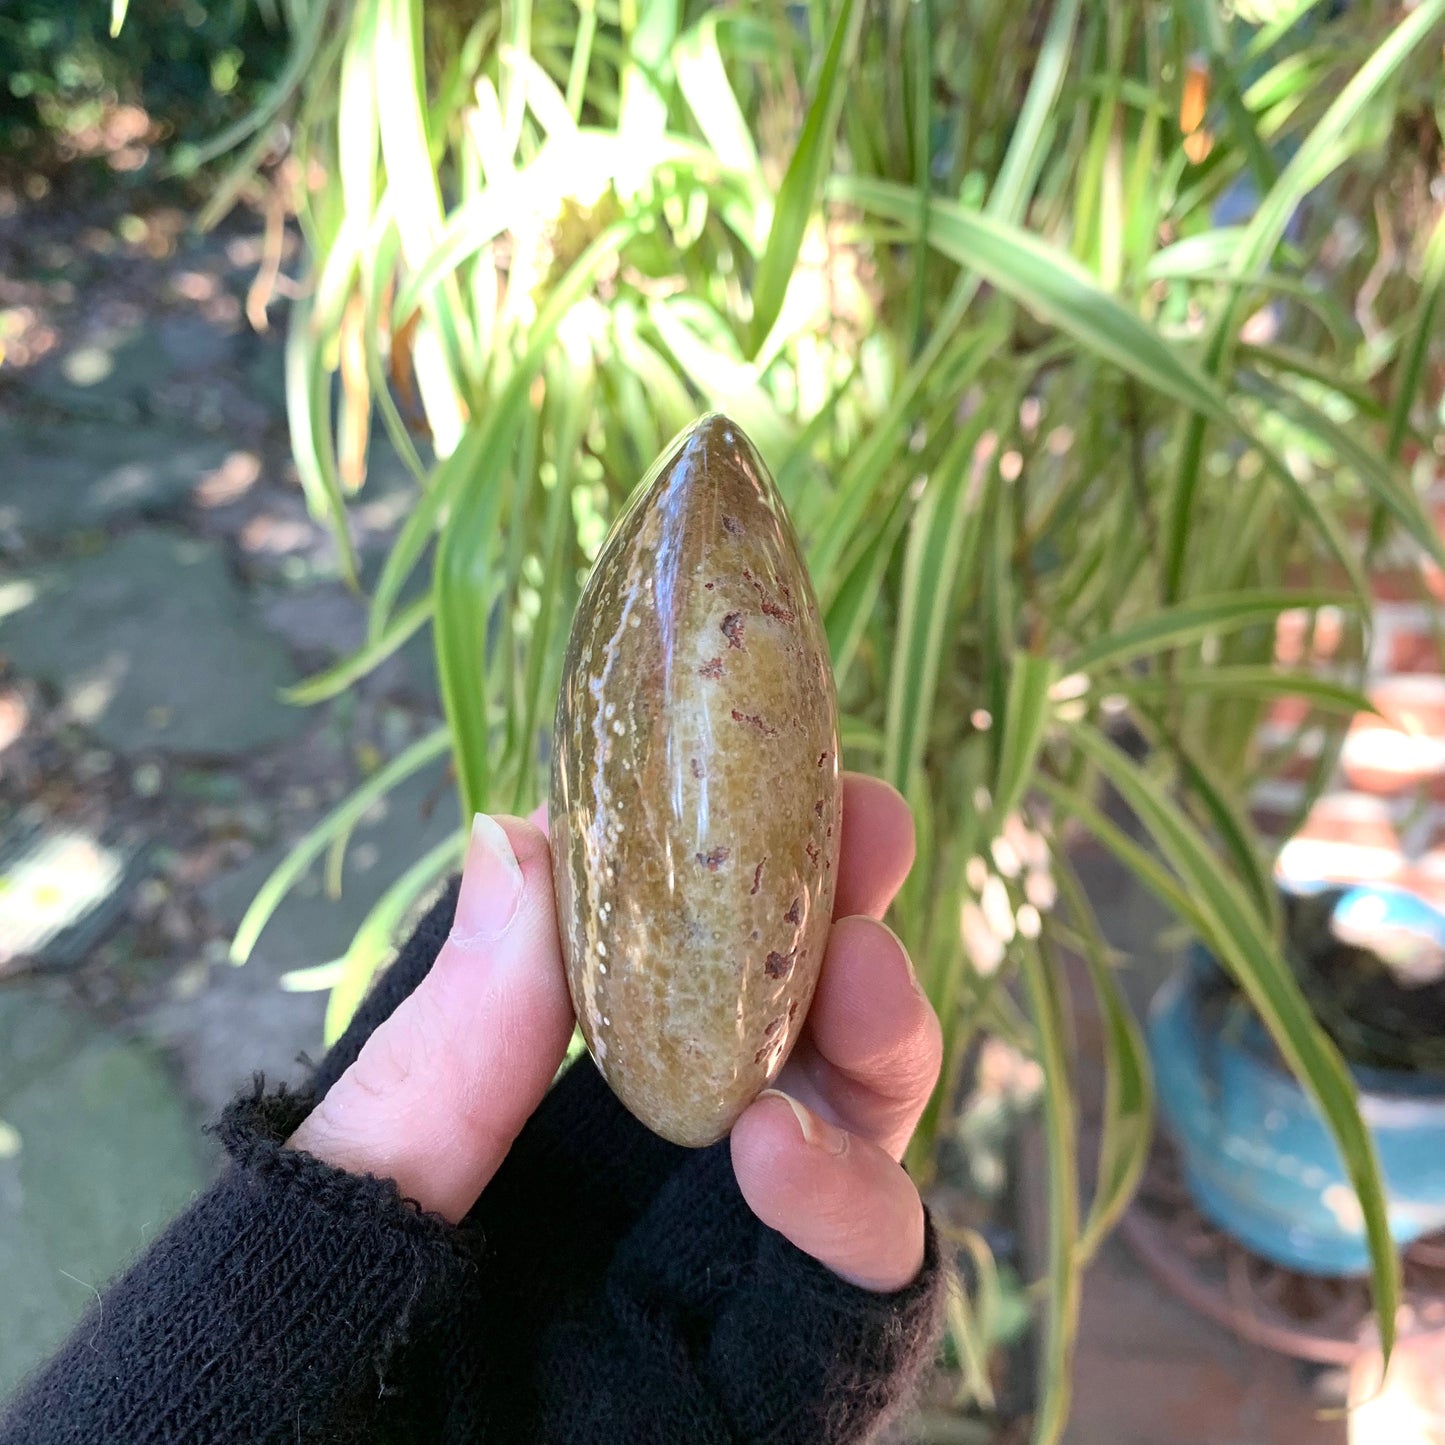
[21, 321, 180, 417]
[0, 528, 303, 757]
[18, 316, 243, 419]
[0, 420, 234, 539]
[0, 985, 206, 1398]
[260, 579, 438, 701]
[144, 760, 460, 1120]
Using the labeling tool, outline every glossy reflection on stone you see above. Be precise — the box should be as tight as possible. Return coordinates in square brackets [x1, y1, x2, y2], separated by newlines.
[550, 413, 841, 1147]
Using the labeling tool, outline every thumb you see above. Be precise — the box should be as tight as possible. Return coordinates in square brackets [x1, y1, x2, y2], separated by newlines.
[288, 814, 575, 1223]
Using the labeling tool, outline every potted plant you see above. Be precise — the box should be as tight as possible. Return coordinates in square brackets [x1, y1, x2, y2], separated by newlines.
[1152, 883, 1445, 1277]
[189, 0, 1445, 1433]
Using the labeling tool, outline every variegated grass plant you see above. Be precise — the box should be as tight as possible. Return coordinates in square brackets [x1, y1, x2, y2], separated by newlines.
[195, 0, 1445, 1435]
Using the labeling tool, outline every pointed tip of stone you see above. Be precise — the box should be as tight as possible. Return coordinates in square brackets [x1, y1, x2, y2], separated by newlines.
[641, 413, 759, 507]
[628, 412, 779, 533]
[672, 412, 779, 501]
[679, 410, 744, 455]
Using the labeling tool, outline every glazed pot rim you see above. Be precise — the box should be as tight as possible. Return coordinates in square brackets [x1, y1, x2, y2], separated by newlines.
[1164, 959, 1445, 1121]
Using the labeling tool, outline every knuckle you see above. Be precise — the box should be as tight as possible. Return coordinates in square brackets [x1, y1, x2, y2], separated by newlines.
[343, 986, 456, 1110]
[914, 997, 944, 1094]
[867, 994, 944, 1106]
[350, 1019, 420, 1103]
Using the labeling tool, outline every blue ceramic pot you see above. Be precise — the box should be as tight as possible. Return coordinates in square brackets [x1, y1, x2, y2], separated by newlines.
[1150, 943, 1445, 1276]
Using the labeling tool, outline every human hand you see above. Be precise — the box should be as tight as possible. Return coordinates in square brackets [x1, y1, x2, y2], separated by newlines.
[289, 774, 941, 1292]
[731, 775, 942, 1290]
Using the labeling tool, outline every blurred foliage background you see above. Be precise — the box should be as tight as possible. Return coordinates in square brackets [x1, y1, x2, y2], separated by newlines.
[55, 0, 1445, 1437]
[0, 0, 289, 152]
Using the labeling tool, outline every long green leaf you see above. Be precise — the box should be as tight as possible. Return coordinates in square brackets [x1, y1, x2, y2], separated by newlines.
[428, 219, 642, 814]
[1235, 0, 1445, 281]
[809, 0, 1076, 618]
[986, 0, 1080, 222]
[1071, 723, 1400, 1358]
[1252, 438, 1374, 610]
[312, 217, 363, 338]
[1070, 590, 1350, 675]
[393, 132, 697, 322]
[169, 0, 330, 174]
[1050, 856, 1152, 1267]
[839, 177, 1233, 425]
[648, 297, 791, 458]
[279, 959, 345, 993]
[748, 0, 865, 353]
[284, 295, 360, 588]
[884, 417, 991, 790]
[360, 213, 429, 487]
[617, 0, 676, 162]
[370, 217, 641, 640]
[1243, 341, 1392, 418]
[940, 1227, 1000, 1411]
[229, 727, 451, 964]
[1143, 227, 1250, 280]
[1156, 269, 1357, 349]
[339, 0, 381, 221]
[1117, 665, 1379, 717]
[370, 426, 485, 643]
[1240, 370, 1445, 573]
[1039, 777, 1207, 934]
[375, 0, 446, 269]
[1244, 0, 1335, 60]
[673, 14, 763, 184]
[980, 448, 1015, 769]
[109, 0, 130, 36]
[283, 595, 433, 705]
[808, 322, 1003, 598]
[1386, 211, 1445, 463]
[903, 0, 933, 351]
[1127, 708, 1281, 934]
[1180, 0, 1278, 193]
[564, 0, 600, 118]
[993, 655, 1058, 824]
[823, 485, 911, 687]
[1020, 933, 1080, 1445]
[496, 0, 532, 155]
[374, 0, 474, 383]
[511, 356, 588, 812]
[433, 424, 513, 820]
[495, 402, 542, 789]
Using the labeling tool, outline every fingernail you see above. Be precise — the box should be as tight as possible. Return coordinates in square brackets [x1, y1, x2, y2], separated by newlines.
[451, 814, 525, 947]
[758, 1089, 848, 1156]
[877, 919, 925, 999]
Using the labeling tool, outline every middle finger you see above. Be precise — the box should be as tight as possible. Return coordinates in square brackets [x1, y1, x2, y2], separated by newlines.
[776, 915, 942, 1160]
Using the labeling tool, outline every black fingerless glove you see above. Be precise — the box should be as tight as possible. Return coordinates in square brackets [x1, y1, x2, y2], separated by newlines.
[1, 880, 946, 1444]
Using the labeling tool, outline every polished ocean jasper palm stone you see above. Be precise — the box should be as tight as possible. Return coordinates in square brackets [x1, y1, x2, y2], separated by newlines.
[550, 413, 841, 1147]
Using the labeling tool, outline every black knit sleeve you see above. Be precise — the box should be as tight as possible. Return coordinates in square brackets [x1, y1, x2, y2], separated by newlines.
[0, 1083, 479, 1445]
